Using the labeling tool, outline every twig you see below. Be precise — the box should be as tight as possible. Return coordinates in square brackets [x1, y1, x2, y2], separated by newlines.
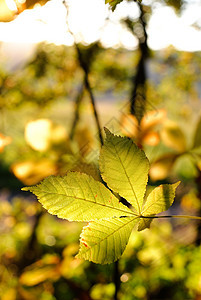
[63, 0, 103, 146]
[69, 82, 85, 140]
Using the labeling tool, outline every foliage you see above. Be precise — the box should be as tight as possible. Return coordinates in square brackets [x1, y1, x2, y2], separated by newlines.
[0, 0, 201, 296]
[0, 195, 200, 300]
[149, 116, 201, 181]
[23, 129, 180, 264]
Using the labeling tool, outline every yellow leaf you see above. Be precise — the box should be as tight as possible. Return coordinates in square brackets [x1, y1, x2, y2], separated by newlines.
[25, 119, 52, 151]
[161, 121, 186, 152]
[149, 154, 178, 181]
[121, 114, 139, 138]
[0, 0, 16, 22]
[141, 109, 166, 132]
[0, 133, 12, 152]
[11, 159, 57, 185]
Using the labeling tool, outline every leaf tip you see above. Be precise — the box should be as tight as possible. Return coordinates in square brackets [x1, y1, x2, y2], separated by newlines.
[173, 181, 181, 189]
[103, 127, 112, 136]
[21, 187, 30, 192]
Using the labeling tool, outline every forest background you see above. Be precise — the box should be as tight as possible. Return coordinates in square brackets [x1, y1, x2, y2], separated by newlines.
[0, 0, 201, 299]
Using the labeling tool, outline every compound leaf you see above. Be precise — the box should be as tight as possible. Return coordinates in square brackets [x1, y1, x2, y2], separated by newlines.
[77, 217, 139, 264]
[22, 172, 135, 222]
[99, 128, 149, 214]
[138, 182, 180, 231]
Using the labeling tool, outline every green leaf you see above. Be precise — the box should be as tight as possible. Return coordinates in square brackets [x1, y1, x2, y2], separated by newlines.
[99, 128, 149, 214]
[22, 172, 135, 222]
[22, 128, 185, 264]
[138, 182, 180, 231]
[76, 217, 139, 264]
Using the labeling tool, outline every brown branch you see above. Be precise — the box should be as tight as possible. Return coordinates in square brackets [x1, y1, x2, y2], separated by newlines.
[130, 3, 149, 123]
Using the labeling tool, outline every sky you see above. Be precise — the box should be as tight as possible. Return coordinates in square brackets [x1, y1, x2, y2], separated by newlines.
[0, 0, 201, 65]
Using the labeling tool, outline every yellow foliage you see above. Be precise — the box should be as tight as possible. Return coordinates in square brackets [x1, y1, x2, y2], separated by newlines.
[25, 119, 67, 151]
[0, 133, 12, 152]
[161, 120, 186, 153]
[11, 159, 57, 185]
[121, 109, 166, 147]
[20, 255, 60, 286]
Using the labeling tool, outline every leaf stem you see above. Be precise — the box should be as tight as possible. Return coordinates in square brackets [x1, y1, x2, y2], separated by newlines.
[141, 215, 201, 220]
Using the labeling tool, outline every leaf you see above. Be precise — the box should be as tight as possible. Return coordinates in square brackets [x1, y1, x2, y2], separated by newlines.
[0, 133, 12, 152]
[138, 182, 180, 231]
[105, 0, 123, 11]
[22, 172, 135, 222]
[99, 128, 149, 214]
[161, 121, 186, 153]
[77, 217, 139, 264]
[20, 255, 60, 286]
[149, 153, 178, 181]
[106, 0, 142, 11]
[193, 116, 201, 149]
[22, 129, 184, 264]
[12, 159, 57, 185]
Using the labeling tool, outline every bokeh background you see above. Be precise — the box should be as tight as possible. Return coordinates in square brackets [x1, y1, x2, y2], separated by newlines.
[0, 0, 201, 299]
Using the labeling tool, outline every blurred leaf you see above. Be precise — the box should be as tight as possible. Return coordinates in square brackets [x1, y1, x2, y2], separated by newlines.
[11, 159, 57, 185]
[20, 255, 60, 286]
[22, 172, 134, 222]
[1, 288, 16, 300]
[193, 116, 201, 149]
[165, 0, 182, 11]
[141, 109, 166, 132]
[161, 121, 186, 152]
[0, 133, 12, 152]
[138, 182, 180, 231]
[0, 0, 50, 22]
[174, 154, 199, 179]
[149, 153, 178, 181]
[121, 114, 139, 138]
[143, 131, 160, 146]
[25, 119, 67, 152]
[25, 119, 52, 151]
[90, 283, 115, 299]
[0, 0, 15, 22]
[121, 109, 166, 147]
[105, 0, 124, 11]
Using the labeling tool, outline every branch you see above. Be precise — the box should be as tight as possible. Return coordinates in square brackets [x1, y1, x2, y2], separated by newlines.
[130, 3, 149, 123]
[63, 0, 103, 146]
[69, 82, 85, 140]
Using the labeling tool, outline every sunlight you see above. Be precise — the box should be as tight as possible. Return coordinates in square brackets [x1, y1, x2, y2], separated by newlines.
[0, 0, 201, 51]
[5, 0, 17, 11]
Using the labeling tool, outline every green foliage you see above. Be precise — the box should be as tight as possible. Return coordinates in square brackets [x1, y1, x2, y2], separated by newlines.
[150, 116, 201, 181]
[23, 129, 180, 264]
[1, 196, 200, 299]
